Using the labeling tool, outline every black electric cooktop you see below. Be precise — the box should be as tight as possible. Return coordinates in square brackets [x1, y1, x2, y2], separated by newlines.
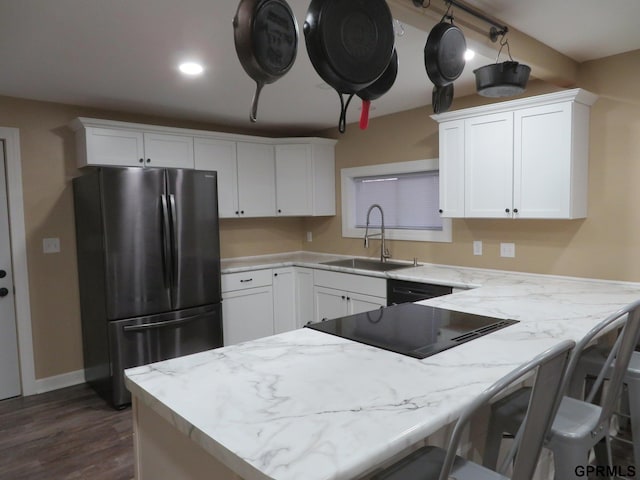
[305, 303, 518, 359]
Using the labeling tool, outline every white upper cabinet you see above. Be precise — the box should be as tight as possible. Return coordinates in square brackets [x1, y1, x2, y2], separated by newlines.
[194, 137, 238, 218]
[71, 118, 336, 218]
[432, 89, 598, 219]
[71, 119, 194, 169]
[274, 142, 336, 217]
[142, 132, 194, 169]
[465, 112, 514, 218]
[237, 142, 276, 217]
[79, 127, 144, 167]
[275, 144, 313, 216]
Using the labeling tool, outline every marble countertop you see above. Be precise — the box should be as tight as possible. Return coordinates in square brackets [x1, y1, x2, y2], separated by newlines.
[126, 252, 640, 480]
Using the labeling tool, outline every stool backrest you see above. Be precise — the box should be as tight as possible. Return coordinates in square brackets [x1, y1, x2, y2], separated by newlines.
[437, 339, 575, 480]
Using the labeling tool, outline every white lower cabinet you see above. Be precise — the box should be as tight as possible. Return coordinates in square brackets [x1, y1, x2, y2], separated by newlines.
[222, 270, 274, 346]
[313, 270, 386, 323]
[222, 267, 315, 346]
[222, 286, 274, 346]
[272, 267, 315, 332]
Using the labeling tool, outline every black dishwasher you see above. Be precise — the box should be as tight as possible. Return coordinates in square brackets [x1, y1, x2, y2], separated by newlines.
[387, 279, 452, 305]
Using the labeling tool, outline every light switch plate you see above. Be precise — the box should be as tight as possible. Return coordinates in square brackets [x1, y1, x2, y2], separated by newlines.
[306, 231, 313, 242]
[500, 242, 515, 258]
[473, 240, 482, 256]
[43, 237, 60, 254]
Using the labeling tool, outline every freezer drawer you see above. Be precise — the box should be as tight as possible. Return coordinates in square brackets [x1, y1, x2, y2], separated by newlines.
[108, 303, 222, 408]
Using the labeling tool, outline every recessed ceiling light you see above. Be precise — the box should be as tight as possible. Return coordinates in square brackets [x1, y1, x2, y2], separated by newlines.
[464, 49, 476, 61]
[179, 62, 204, 76]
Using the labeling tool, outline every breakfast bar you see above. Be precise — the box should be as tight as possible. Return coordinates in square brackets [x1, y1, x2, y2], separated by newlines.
[125, 261, 640, 480]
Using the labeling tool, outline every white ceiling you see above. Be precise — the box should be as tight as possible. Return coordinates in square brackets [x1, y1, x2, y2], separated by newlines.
[0, 0, 638, 135]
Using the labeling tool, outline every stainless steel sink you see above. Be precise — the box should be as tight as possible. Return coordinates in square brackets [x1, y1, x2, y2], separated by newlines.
[320, 258, 414, 272]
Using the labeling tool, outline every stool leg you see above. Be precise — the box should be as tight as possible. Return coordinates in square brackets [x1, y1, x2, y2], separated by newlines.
[483, 421, 504, 470]
[549, 441, 589, 480]
[593, 436, 613, 479]
[627, 378, 640, 467]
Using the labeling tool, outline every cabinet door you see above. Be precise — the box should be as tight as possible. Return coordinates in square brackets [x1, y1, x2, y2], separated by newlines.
[222, 287, 274, 346]
[314, 286, 347, 323]
[295, 267, 315, 327]
[143, 133, 194, 169]
[236, 142, 276, 217]
[438, 120, 465, 217]
[272, 268, 297, 334]
[514, 102, 574, 218]
[85, 127, 144, 167]
[194, 138, 238, 218]
[347, 292, 386, 315]
[275, 144, 313, 216]
[465, 112, 514, 218]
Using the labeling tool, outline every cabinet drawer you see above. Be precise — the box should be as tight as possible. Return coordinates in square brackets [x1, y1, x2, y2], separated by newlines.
[313, 269, 386, 298]
[222, 269, 272, 293]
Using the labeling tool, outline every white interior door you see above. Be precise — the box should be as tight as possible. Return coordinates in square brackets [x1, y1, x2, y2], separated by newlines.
[0, 141, 21, 399]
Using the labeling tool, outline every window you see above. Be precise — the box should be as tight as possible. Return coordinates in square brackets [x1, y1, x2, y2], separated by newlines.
[341, 159, 452, 242]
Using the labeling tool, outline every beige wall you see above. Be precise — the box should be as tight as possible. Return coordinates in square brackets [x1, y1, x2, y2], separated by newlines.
[305, 50, 640, 282]
[5, 48, 640, 381]
[0, 97, 305, 379]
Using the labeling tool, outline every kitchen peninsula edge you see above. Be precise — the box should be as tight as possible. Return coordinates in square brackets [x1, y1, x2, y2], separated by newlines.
[125, 252, 640, 480]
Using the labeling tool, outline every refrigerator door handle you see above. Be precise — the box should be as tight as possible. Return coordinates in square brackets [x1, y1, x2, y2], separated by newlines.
[122, 313, 203, 332]
[169, 193, 179, 289]
[160, 194, 172, 288]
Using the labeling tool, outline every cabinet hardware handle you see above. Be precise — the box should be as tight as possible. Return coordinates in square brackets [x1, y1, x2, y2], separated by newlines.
[240, 278, 253, 283]
[0, 287, 8, 297]
[146, 158, 151, 163]
[139, 158, 144, 163]
[0, 270, 6, 278]
[505, 208, 510, 213]
[274, 273, 278, 277]
[346, 297, 351, 301]
[513, 208, 519, 213]
[241, 210, 245, 214]
[322, 317, 327, 321]
[235, 211, 239, 215]
[341, 295, 346, 300]
[438, 209, 443, 214]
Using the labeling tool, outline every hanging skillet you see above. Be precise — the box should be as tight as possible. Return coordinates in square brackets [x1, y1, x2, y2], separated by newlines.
[357, 49, 398, 130]
[424, 13, 466, 87]
[304, 0, 395, 133]
[233, 0, 298, 122]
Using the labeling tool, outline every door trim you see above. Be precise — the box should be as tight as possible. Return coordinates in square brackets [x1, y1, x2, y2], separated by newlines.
[1, 127, 36, 395]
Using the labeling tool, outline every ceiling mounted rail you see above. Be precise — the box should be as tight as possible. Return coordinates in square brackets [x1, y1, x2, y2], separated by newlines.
[443, 0, 508, 40]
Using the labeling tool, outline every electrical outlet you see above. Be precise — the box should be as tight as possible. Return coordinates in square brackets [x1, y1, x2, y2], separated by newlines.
[43, 237, 60, 254]
[500, 242, 515, 258]
[306, 231, 313, 242]
[473, 240, 482, 256]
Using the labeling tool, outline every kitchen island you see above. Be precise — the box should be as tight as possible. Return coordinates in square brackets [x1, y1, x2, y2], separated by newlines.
[125, 257, 640, 480]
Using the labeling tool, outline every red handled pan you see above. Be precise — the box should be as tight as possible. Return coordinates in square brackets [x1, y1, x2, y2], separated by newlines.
[233, 0, 298, 122]
[304, 0, 395, 133]
[357, 49, 398, 130]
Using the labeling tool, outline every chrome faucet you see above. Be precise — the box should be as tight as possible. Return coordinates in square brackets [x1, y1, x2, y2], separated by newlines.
[364, 204, 391, 262]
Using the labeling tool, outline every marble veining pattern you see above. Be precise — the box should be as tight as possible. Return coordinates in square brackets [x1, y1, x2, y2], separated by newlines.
[126, 251, 640, 480]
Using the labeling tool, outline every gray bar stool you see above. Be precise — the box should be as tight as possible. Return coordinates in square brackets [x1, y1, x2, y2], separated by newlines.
[569, 340, 640, 467]
[371, 339, 575, 480]
[483, 299, 640, 480]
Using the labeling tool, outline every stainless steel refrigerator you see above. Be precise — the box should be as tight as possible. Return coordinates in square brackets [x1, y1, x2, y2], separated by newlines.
[73, 167, 223, 408]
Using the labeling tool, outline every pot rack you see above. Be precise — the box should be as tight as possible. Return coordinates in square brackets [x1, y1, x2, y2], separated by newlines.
[413, 0, 508, 41]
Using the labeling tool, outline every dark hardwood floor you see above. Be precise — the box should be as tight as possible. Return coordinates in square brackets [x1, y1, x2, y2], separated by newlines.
[0, 384, 133, 480]
[0, 383, 635, 480]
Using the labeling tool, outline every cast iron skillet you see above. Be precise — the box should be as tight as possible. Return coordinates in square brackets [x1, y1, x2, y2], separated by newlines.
[424, 17, 466, 87]
[304, 0, 394, 133]
[432, 83, 454, 114]
[357, 49, 398, 130]
[233, 0, 298, 122]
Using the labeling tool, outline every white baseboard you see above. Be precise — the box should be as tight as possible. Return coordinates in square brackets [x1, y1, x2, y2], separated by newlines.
[34, 369, 85, 394]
